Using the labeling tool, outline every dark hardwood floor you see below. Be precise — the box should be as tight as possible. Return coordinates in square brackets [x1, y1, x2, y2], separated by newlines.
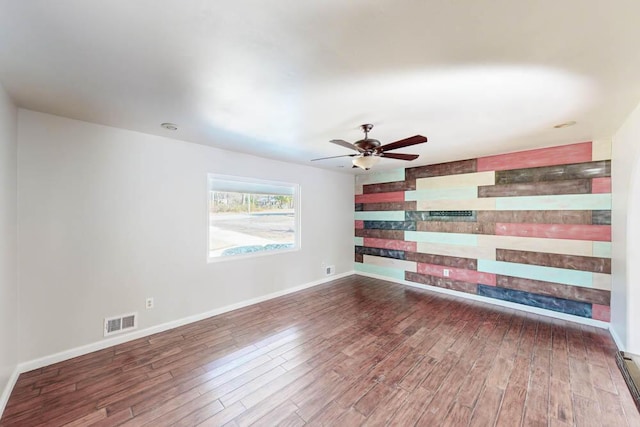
[2, 275, 639, 426]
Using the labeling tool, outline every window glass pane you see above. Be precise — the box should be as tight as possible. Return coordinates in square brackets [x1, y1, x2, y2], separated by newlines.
[208, 175, 299, 260]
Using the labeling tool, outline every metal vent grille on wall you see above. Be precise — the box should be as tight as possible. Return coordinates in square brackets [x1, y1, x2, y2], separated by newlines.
[104, 312, 137, 337]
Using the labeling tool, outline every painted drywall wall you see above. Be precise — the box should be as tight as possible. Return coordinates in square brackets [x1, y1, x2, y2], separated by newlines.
[17, 110, 354, 362]
[0, 83, 18, 406]
[354, 142, 612, 322]
[612, 100, 640, 352]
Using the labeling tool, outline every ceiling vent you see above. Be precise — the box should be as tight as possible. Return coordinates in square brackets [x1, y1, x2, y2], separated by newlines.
[104, 312, 137, 337]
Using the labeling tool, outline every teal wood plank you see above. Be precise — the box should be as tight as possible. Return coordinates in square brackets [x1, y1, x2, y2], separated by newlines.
[354, 211, 405, 221]
[495, 194, 611, 211]
[593, 242, 612, 258]
[354, 236, 364, 246]
[404, 231, 479, 246]
[405, 187, 478, 201]
[354, 262, 406, 280]
[355, 169, 405, 186]
[477, 259, 593, 288]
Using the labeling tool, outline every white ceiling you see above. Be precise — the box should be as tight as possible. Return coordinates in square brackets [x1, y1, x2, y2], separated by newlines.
[1, 0, 640, 173]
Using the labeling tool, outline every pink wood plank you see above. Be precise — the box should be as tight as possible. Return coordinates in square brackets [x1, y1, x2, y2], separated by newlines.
[477, 142, 592, 172]
[591, 177, 611, 194]
[417, 263, 496, 286]
[495, 223, 611, 242]
[363, 238, 417, 252]
[355, 220, 364, 229]
[592, 304, 610, 322]
[355, 191, 405, 204]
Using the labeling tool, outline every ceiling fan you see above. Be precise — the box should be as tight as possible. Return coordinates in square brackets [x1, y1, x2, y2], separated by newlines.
[311, 124, 428, 170]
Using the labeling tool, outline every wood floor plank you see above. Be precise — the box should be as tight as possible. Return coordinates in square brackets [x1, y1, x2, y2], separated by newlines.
[1, 275, 635, 427]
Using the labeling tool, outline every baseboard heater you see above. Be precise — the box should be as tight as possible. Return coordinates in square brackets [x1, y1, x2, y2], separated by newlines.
[616, 351, 640, 412]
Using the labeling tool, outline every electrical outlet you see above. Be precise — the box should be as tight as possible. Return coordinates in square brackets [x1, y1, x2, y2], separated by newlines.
[443, 269, 450, 277]
[146, 297, 154, 309]
[325, 265, 335, 276]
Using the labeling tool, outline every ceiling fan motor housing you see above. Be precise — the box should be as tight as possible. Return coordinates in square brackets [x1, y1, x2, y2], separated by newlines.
[354, 138, 381, 151]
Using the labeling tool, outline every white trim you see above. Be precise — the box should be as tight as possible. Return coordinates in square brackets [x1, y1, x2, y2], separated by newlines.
[609, 325, 625, 351]
[355, 271, 610, 329]
[0, 366, 20, 417]
[16, 271, 354, 374]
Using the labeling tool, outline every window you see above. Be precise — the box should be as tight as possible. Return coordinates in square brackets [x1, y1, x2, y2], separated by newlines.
[207, 174, 300, 261]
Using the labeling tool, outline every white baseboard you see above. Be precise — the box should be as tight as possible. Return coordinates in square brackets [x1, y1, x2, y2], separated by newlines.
[0, 366, 20, 418]
[355, 271, 610, 329]
[609, 325, 626, 351]
[16, 271, 355, 374]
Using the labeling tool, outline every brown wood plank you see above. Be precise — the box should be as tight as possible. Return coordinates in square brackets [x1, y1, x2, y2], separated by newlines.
[361, 201, 417, 211]
[363, 180, 416, 193]
[405, 271, 478, 294]
[494, 160, 610, 184]
[496, 249, 611, 274]
[477, 210, 593, 225]
[355, 228, 404, 240]
[405, 251, 477, 270]
[406, 158, 477, 180]
[479, 178, 591, 197]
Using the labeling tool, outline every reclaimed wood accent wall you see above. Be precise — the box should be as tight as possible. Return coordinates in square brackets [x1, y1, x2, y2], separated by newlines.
[354, 141, 612, 321]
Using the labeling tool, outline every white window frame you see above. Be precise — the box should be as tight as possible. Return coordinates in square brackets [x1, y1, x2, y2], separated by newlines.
[207, 174, 301, 262]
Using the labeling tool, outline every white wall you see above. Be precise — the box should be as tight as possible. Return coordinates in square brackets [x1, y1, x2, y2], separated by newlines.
[17, 110, 354, 362]
[611, 99, 640, 352]
[0, 84, 18, 407]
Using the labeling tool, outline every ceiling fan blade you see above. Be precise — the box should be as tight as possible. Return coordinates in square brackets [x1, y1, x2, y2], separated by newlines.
[378, 135, 427, 152]
[380, 152, 419, 161]
[330, 139, 363, 152]
[310, 154, 357, 161]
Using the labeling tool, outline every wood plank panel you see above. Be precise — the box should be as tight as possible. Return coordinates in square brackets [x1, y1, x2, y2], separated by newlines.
[495, 223, 611, 242]
[406, 159, 477, 180]
[496, 275, 611, 305]
[416, 198, 496, 211]
[494, 160, 610, 184]
[355, 229, 405, 240]
[1, 276, 632, 427]
[361, 201, 417, 211]
[362, 238, 417, 252]
[477, 235, 594, 257]
[417, 263, 496, 286]
[355, 246, 406, 260]
[356, 169, 405, 186]
[355, 191, 405, 204]
[416, 220, 495, 234]
[362, 255, 417, 272]
[405, 271, 478, 294]
[363, 180, 416, 193]
[478, 179, 591, 198]
[416, 171, 495, 190]
[496, 249, 611, 274]
[477, 210, 593, 225]
[592, 177, 612, 194]
[495, 193, 611, 211]
[405, 252, 477, 270]
[416, 241, 496, 261]
[591, 139, 612, 161]
[592, 304, 611, 322]
[477, 142, 592, 172]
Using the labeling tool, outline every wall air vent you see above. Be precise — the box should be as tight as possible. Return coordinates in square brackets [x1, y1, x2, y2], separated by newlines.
[429, 210, 473, 217]
[104, 312, 137, 337]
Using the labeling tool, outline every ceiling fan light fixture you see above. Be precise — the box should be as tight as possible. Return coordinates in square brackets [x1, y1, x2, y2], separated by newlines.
[352, 155, 380, 170]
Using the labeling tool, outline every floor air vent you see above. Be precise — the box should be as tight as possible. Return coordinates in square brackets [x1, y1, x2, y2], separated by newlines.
[616, 351, 640, 412]
[104, 312, 137, 337]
